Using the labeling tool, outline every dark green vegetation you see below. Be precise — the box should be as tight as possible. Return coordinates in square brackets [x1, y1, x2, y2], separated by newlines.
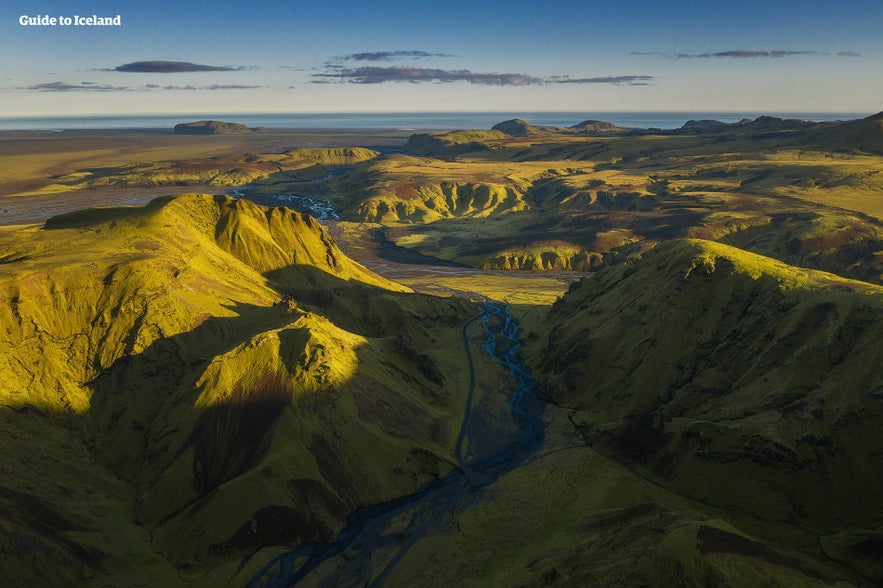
[0, 114, 881, 586]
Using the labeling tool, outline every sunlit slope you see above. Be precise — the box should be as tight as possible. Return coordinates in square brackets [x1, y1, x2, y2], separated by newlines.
[532, 239, 883, 540]
[327, 115, 883, 280]
[0, 194, 397, 407]
[0, 194, 481, 585]
[12, 146, 381, 196]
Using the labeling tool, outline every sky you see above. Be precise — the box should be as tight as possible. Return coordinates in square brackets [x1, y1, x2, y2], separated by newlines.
[1, 0, 881, 116]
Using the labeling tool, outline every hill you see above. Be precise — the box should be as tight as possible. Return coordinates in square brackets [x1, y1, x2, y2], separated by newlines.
[404, 129, 506, 157]
[0, 194, 491, 585]
[529, 239, 883, 582]
[491, 118, 543, 136]
[174, 120, 266, 135]
[571, 119, 629, 133]
[807, 111, 883, 154]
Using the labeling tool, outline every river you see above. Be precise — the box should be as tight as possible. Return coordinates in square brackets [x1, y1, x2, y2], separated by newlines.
[243, 187, 550, 585]
[247, 299, 545, 587]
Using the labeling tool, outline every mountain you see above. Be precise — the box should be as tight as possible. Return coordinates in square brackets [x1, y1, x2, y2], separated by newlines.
[173, 120, 266, 135]
[491, 118, 542, 136]
[0, 194, 489, 585]
[807, 111, 883, 154]
[404, 129, 506, 157]
[530, 238, 883, 582]
[570, 119, 629, 133]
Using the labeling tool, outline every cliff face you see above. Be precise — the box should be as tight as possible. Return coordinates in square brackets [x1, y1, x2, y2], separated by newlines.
[0, 194, 483, 585]
[533, 239, 883, 537]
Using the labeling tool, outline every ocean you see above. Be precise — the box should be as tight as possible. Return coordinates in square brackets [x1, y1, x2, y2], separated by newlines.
[0, 112, 868, 132]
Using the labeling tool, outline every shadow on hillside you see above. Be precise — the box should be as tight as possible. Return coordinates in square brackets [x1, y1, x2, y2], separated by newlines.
[0, 261, 500, 585]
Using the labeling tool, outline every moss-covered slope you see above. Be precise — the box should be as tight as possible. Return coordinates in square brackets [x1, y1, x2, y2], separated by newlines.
[531, 239, 883, 573]
[0, 194, 484, 585]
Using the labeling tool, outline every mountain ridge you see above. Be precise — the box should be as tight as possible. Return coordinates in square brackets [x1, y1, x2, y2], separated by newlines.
[532, 239, 883, 556]
[0, 194, 489, 585]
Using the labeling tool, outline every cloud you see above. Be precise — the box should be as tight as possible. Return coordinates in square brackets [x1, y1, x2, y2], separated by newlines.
[837, 51, 862, 57]
[313, 66, 542, 85]
[160, 84, 260, 90]
[312, 66, 653, 87]
[113, 60, 244, 73]
[339, 50, 454, 62]
[553, 75, 653, 86]
[25, 81, 259, 92]
[28, 81, 131, 92]
[714, 50, 819, 58]
[636, 49, 831, 59]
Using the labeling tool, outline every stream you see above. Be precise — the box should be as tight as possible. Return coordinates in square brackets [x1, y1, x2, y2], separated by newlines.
[247, 301, 546, 587]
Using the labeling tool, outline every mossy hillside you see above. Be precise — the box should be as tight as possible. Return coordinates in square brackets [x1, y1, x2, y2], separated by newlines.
[324, 154, 556, 223]
[0, 194, 402, 405]
[404, 129, 507, 157]
[385, 214, 646, 272]
[353, 181, 529, 224]
[277, 147, 380, 166]
[318, 135, 883, 282]
[0, 194, 487, 583]
[290, 403, 865, 587]
[114, 301, 475, 568]
[0, 410, 182, 587]
[388, 442, 854, 587]
[532, 239, 883, 533]
[42, 147, 381, 192]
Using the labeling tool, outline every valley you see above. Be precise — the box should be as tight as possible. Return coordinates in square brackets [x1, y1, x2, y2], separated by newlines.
[0, 114, 881, 586]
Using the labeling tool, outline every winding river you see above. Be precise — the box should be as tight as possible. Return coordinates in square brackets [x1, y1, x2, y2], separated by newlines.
[247, 300, 546, 587]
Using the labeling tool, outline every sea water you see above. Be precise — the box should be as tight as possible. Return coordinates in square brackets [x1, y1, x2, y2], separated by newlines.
[0, 111, 867, 132]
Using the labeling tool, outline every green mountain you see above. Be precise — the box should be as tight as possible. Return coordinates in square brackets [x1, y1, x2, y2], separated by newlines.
[529, 238, 883, 583]
[0, 194, 490, 585]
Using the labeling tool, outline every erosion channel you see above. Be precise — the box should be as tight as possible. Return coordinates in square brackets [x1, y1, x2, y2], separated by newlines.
[247, 197, 548, 587]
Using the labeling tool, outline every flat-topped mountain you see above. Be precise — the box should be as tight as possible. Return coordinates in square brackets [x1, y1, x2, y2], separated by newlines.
[173, 120, 266, 135]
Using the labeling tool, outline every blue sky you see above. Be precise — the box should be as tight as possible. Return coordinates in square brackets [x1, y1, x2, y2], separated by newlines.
[1, 0, 880, 115]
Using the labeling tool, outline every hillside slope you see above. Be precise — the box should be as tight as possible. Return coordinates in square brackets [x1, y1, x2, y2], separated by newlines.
[0, 194, 486, 585]
[530, 239, 883, 580]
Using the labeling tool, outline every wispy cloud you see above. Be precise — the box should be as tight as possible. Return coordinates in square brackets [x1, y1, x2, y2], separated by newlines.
[157, 84, 260, 90]
[714, 50, 818, 58]
[28, 81, 131, 92]
[314, 66, 541, 85]
[553, 75, 653, 86]
[338, 50, 454, 62]
[633, 49, 858, 59]
[312, 66, 652, 86]
[113, 60, 246, 73]
[27, 81, 259, 92]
